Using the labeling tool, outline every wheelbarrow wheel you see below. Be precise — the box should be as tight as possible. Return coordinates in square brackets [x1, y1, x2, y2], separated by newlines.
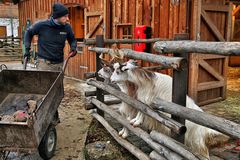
[38, 125, 57, 160]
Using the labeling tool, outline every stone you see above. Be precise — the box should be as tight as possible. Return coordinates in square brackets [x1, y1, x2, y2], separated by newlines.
[85, 141, 121, 160]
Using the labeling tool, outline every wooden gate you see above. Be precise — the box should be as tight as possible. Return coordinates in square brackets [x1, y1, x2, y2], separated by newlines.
[189, 0, 232, 106]
[84, 0, 110, 39]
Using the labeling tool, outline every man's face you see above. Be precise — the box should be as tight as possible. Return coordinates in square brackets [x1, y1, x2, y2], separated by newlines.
[57, 14, 69, 25]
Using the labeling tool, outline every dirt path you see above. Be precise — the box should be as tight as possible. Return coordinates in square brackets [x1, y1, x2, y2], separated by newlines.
[52, 78, 92, 160]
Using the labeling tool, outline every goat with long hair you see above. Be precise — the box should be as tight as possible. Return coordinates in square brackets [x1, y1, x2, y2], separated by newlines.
[110, 61, 229, 159]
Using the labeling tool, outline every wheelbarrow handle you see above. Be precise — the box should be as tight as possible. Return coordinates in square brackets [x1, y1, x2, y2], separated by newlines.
[23, 57, 28, 70]
[62, 52, 74, 73]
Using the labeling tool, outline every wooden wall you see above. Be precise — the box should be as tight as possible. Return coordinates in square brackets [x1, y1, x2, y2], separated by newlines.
[18, 0, 187, 79]
[0, 3, 18, 18]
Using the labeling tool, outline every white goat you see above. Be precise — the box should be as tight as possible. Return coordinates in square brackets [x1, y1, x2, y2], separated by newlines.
[98, 60, 138, 138]
[110, 61, 229, 159]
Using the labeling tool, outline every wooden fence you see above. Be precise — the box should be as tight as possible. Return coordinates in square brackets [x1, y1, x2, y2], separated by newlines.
[85, 35, 240, 160]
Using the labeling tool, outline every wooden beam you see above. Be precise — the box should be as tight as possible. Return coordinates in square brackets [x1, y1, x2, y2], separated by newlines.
[150, 130, 202, 160]
[85, 99, 122, 110]
[232, 5, 240, 16]
[199, 59, 224, 81]
[90, 98, 182, 160]
[85, 11, 103, 17]
[87, 79, 187, 135]
[86, 16, 103, 39]
[84, 38, 169, 45]
[197, 81, 225, 91]
[171, 34, 189, 143]
[88, 47, 186, 70]
[85, 90, 109, 97]
[84, 8, 88, 38]
[201, 10, 225, 41]
[202, 5, 229, 12]
[91, 112, 151, 160]
[84, 72, 96, 79]
[198, 97, 223, 106]
[153, 41, 240, 55]
[151, 98, 240, 139]
[149, 151, 167, 160]
[227, 3, 233, 41]
[96, 35, 105, 116]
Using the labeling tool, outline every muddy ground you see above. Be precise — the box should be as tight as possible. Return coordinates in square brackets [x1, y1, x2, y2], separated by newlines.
[52, 78, 92, 160]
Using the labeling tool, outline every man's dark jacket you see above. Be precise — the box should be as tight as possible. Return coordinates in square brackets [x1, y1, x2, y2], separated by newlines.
[24, 18, 77, 63]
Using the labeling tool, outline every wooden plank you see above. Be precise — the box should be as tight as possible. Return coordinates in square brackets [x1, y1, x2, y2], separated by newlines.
[143, 0, 151, 26]
[226, 3, 233, 41]
[116, 0, 122, 23]
[136, 0, 143, 25]
[168, 2, 173, 38]
[188, 55, 198, 101]
[85, 11, 103, 17]
[151, 0, 160, 38]
[103, 0, 111, 38]
[199, 59, 224, 81]
[123, 0, 128, 23]
[201, 9, 225, 41]
[179, 0, 187, 33]
[198, 97, 223, 106]
[159, 0, 169, 38]
[128, 0, 136, 30]
[86, 16, 103, 38]
[222, 55, 228, 99]
[232, 5, 240, 16]
[197, 81, 225, 91]
[96, 35, 105, 116]
[84, 8, 88, 38]
[202, 4, 229, 12]
[112, 0, 116, 38]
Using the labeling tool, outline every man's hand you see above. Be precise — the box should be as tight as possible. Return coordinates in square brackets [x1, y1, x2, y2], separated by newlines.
[24, 50, 31, 61]
[69, 50, 77, 57]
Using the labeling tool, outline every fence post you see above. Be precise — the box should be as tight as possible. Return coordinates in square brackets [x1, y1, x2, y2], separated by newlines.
[96, 35, 105, 116]
[172, 34, 189, 142]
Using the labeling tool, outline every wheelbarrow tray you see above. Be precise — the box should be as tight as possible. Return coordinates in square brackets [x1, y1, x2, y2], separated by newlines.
[0, 69, 64, 152]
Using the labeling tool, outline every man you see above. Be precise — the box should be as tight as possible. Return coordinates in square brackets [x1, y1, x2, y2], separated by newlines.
[24, 3, 77, 124]
[24, 3, 77, 70]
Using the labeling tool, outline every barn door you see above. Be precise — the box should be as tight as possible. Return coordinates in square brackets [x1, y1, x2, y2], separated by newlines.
[189, 0, 232, 106]
[68, 5, 84, 41]
[84, 0, 111, 39]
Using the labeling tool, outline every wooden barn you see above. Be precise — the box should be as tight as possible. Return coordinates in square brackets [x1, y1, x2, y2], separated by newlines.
[0, 2, 18, 38]
[6, 0, 240, 105]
